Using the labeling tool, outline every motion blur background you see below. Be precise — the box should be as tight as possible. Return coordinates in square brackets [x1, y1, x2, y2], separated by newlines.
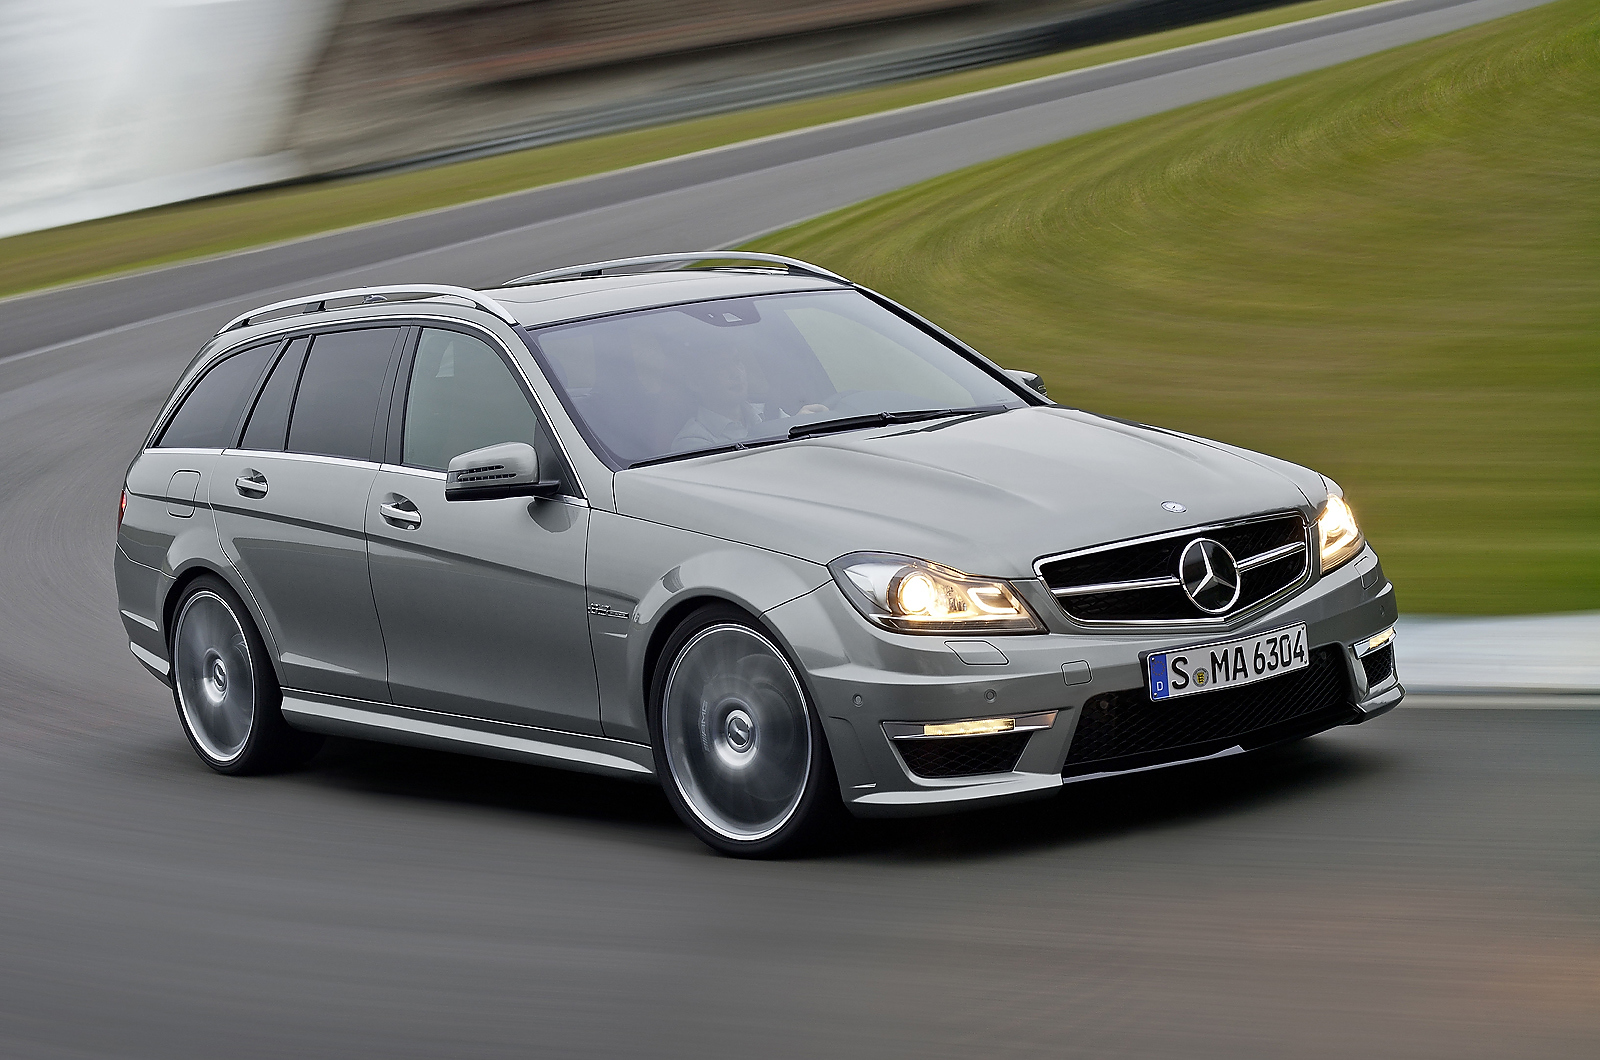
[1, 0, 1256, 234]
[0, 2, 1595, 1057]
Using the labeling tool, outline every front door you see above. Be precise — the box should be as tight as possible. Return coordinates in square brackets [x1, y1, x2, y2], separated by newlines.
[212, 327, 404, 703]
[365, 326, 599, 734]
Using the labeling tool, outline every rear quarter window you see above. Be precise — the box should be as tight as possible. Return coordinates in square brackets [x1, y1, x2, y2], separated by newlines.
[155, 342, 278, 449]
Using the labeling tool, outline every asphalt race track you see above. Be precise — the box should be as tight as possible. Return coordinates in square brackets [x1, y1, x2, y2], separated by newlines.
[1, 0, 1593, 1056]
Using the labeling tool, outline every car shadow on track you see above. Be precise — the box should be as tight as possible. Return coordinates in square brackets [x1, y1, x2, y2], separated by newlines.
[281, 728, 1395, 860]
[843, 734, 1396, 861]
[301, 737, 682, 830]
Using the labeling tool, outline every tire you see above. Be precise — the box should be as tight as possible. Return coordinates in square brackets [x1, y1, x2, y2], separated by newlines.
[168, 575, 321, 775]
[649, 604, 842, 858]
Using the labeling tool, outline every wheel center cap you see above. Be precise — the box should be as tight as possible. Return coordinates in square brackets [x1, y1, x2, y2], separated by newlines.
[207, 655, 228, 694]
[723, 708, 755, 753]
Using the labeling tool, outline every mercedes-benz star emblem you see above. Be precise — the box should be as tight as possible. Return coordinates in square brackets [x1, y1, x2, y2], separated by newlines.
[1161, 501, 1187, 513]
[724, 709, 755, 753]
[1178, 537, 1241, 614]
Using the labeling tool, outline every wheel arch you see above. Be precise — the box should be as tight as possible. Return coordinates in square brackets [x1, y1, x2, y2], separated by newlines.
[641, 593, 760, 712]
[640, 591, 834, 756]
[162, 560, 280, 677]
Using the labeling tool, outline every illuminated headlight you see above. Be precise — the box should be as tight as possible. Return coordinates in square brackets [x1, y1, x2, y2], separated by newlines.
[829, 553, 1042, 634]
[1317, 494, 1364, 573]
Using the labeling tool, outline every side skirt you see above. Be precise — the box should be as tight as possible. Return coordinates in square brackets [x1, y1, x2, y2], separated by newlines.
[280, 690, 656, 782]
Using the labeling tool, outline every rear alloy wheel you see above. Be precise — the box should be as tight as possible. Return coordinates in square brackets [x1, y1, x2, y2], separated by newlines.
[170, 576, 320, 775]
[651, 606, 840, 857]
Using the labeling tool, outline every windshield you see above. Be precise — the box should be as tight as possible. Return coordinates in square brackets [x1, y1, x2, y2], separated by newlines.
[526, 289, 1023, 468]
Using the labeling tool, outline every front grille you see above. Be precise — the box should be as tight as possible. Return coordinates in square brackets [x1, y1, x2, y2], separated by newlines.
[1062, 645, 1351, 776]
[1361, 643, 1395, 687]
[1038, 512, 1309, 625]
[897, 732, 1031, 778]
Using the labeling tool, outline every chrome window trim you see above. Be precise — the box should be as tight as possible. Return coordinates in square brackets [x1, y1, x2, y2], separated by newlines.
[221, 448, 379, 471]
[142, 446, 225, 456]
[1034, 510, 1313, 630]
[378, 464, 446, 480]
[167, 312, 590, 502]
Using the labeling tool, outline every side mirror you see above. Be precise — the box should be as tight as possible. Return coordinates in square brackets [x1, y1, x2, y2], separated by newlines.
[1003, 369, 1048, 399]
[444, 442, 560, 501]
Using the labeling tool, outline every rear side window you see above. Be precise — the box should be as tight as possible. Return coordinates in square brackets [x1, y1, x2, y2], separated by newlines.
[239, 337, 309, 451]
[286, 329, 401, 461]
[155, 342, 277, 449]
[402, 329, 539, 471]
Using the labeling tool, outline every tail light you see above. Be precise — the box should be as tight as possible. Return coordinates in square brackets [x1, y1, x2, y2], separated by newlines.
[118, 488, 127, 530]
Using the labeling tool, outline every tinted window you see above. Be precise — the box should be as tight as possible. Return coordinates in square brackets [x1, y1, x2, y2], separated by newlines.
[156, 342, 277, 449]
[239, 337, 309, 452]
[402, 329, 539, 472]
[529, 289, 1018, 468]
[286, 329, 401, 461]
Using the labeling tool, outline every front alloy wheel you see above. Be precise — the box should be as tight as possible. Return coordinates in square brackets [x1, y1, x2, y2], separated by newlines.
[652, 606, 839, 856]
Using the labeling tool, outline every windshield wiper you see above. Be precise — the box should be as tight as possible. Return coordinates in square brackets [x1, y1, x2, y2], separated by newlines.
[787, 404, 1012, 440]
[627, 405, 1014, 467]
[626, 435, 791, 469]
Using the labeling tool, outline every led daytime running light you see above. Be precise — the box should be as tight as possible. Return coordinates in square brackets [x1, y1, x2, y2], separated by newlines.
[923, 718, 1015, 737]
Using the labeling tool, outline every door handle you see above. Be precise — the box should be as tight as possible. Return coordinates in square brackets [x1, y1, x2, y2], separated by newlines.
[379, 499, 422, 529]
[235, 471, 268, 497]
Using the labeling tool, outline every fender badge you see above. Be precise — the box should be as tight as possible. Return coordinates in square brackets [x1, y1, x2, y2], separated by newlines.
[1162, 501, 1187, 513]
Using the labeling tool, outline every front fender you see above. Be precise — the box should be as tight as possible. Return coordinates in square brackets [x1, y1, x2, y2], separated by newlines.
[586, 510, 828, 743]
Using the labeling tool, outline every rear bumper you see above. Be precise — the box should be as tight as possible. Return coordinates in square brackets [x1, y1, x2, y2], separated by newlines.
[116, 545, 173, 686]
[765, 545, 1400, 818]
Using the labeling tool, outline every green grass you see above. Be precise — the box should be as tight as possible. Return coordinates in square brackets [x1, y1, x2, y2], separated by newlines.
[749, 0, 1600, 615]
[0, 0, 1389, 300]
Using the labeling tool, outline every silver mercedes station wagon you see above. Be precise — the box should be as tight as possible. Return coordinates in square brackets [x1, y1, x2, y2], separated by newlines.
[116, 252, 1401, 856]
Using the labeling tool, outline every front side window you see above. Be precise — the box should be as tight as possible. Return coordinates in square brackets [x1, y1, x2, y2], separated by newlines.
[155, 341, 277, 449]
[402, 329, 540, 471]
[286, 328, 402, 461]
[528, 289, 1020, 468]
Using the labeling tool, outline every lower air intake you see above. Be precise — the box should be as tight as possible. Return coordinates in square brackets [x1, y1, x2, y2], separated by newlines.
[1361, 643, 1395, 687]
[1063, 645, 1351, 777]
[897, 732, 1031, 778]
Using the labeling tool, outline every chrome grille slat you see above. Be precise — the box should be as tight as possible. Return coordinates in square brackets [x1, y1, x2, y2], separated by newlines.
[1035, 512, 1311, 627]
[1052, 575, 1179, 598]
[1236, 540, 1307, 571]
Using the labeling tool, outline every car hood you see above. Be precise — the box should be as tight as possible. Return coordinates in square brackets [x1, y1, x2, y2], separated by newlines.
[613, 406, 1326, 578]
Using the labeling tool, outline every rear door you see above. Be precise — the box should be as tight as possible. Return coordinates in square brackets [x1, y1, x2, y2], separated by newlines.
[211, 326, 405, 702]
[366, 326, 599, 734]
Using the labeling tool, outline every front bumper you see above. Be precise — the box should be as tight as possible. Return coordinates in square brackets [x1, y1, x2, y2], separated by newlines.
[766, 545, 1400, 818]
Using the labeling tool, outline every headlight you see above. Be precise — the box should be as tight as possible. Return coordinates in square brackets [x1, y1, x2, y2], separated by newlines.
[1317, 494, 1364, 573]
[829, 553, 1043, 634]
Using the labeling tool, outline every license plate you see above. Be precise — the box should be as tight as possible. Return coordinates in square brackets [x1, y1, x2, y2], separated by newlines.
[1147, 623, 1309, 701]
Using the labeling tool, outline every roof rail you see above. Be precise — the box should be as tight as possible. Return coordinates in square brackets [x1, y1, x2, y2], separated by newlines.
[217, 284, 519, 336]
[502, 252, 848, 287]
